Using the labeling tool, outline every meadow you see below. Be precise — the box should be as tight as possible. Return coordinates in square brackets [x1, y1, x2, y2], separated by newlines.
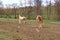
[0, 18, 59, 24]
[0, 18, 60, 40]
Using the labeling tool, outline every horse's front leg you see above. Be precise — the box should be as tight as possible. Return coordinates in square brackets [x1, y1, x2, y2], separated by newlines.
[38, 23, 42, 28]
[19, 19, 21, 24]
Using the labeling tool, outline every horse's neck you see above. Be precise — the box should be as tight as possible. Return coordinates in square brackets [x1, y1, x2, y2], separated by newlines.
[19, 15, 22, 17]
[19, 15, 24, 19]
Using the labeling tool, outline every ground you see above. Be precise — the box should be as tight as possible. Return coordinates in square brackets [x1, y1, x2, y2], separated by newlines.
[0, 21, 60, 40]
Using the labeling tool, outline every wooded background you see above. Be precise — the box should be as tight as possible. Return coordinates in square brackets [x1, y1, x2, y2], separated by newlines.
[0, 0, 60, 20]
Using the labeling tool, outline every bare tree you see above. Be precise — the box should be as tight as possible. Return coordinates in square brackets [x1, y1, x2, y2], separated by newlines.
[46, 0, 52, 20]
[12, 3, 18, 18]
[0, 0, 5, 18]
[20, 0, 24, 15]
[46, 0, 49, 20]
[4, 4, 13, 18]
[28, 0, 33, 10]
[27, 0, 32, 19]
[0, 0, 3, 8]
[0, 0, 4, 15]
[34, 0, 42, 15]
[54, 0, 60, 20]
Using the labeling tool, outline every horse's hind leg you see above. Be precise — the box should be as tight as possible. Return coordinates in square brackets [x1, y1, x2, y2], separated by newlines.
[24, 20, 26, 24]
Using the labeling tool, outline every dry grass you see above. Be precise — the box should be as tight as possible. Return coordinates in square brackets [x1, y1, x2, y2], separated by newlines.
[0, 21, 60, 40]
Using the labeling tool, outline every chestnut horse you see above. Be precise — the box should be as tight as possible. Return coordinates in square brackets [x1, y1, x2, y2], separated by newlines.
[36, 15, 43, 28]
[36, 15, 43, 32]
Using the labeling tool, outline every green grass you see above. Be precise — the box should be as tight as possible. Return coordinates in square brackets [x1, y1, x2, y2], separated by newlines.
[0, 18, 60, 24]
[44, 20, 60, 24]
[27, 20, 60, 24]
[0, 29, 23, 40]
[0, 29, 11, 40]
[0, 18, 18, 23]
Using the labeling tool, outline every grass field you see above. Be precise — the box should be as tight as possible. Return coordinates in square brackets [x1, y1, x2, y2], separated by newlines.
[0, 29, 23, 40]
[0, 18, 60, 24]
[0, 18, 60, 40]
[0, 29, 11, 40]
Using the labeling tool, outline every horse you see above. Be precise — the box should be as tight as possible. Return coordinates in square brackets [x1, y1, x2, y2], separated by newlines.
[18, 15, 27, 24]
[36, 15, 43, 32]
[36, 15, 43, 28]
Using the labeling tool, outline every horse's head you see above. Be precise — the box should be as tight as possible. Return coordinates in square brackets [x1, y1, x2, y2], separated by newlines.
[36, 15, 43, 23]
[36, 15, 42, 19]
